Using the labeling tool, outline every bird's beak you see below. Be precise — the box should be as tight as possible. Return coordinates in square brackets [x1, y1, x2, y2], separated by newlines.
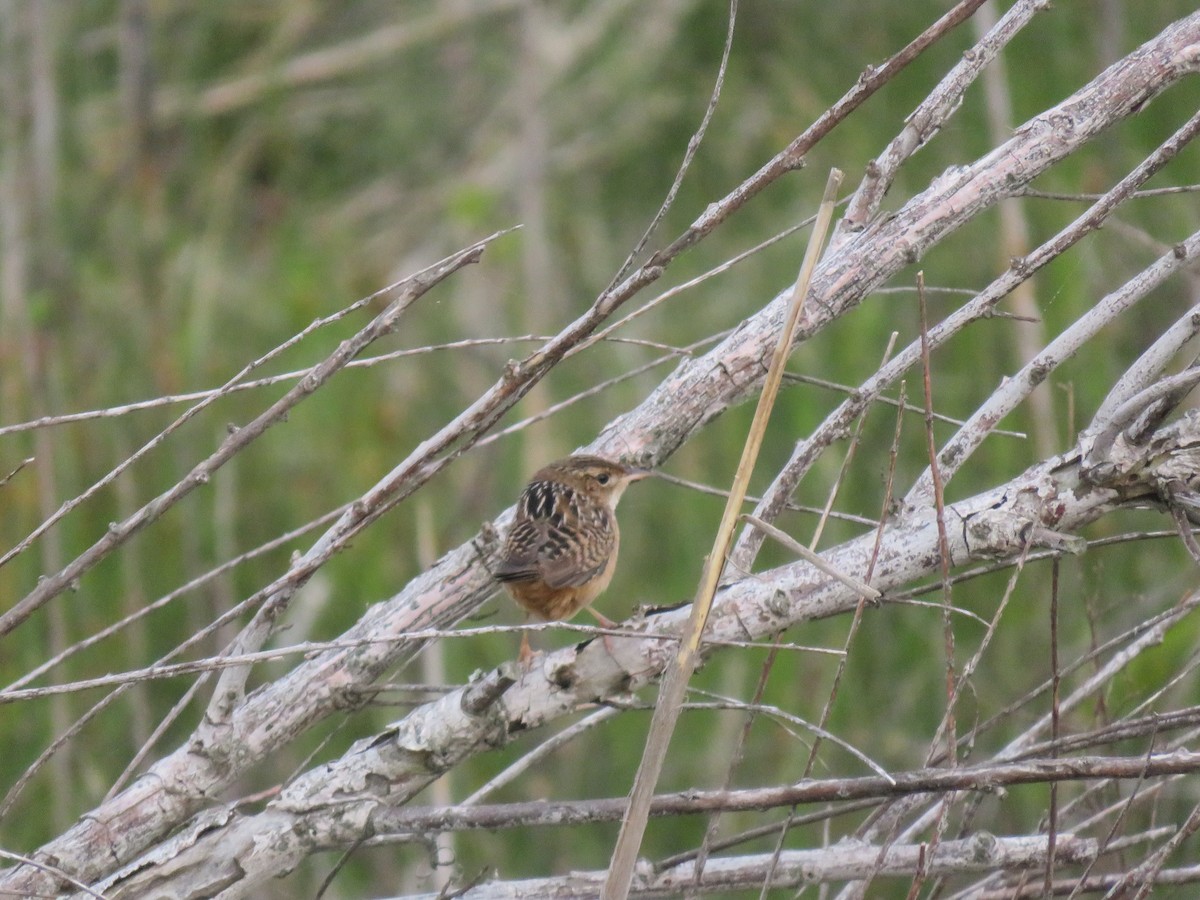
[626, 466, 653, 482]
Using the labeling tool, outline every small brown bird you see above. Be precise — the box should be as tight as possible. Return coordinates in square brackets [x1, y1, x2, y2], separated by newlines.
[495, 455, 649, 662]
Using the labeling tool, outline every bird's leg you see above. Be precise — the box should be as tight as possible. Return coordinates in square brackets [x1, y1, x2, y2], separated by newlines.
[518, 611, 535, 667]
[587, 608, 616, 628]
[586, 607, 619, 656]
[518, 631, 534, 667]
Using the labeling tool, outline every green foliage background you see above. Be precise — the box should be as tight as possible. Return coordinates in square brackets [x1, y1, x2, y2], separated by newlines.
[2, 1, 1199, 895]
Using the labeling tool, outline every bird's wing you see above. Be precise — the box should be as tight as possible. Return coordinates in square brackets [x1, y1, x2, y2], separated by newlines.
[540, 527, 611, 589]
[493, 516, 544, 583]
[494, 481, 613, 589]
[540, 490, 614, 589]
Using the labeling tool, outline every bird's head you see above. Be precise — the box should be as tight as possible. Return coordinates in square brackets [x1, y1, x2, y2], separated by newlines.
[536, 455, 650, 508]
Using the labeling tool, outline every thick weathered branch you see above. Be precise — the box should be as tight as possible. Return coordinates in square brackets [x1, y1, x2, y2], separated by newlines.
[401, 834, 1096, 899]
[367, 751, 1200, 835]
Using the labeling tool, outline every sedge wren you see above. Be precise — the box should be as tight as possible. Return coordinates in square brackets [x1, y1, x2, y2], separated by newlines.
[494, 455, 649, 661]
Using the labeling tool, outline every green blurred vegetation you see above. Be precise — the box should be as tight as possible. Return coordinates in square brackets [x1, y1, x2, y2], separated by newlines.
[2, 1, 1200, 895]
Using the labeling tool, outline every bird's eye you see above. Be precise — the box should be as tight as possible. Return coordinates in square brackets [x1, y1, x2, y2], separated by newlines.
[596, 473, 611, 485]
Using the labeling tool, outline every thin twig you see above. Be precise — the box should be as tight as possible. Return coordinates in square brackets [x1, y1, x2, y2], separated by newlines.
[918, 270, 959, 769]
[475, 334, 724, 448]
[903, 270, 957, 900]
[1046, 558, 1061, 896]
[907, 109, 1200, 501]
[0, 339, 557, 438]
[1123, 802, 1200, 900]
[0, 234, 502, 638]
[460, 707, 621, 806]
[781, 370, 1027, 439]
[689, 639, 780, 887]
[603, 169, 843, 900]
[1065, 738, 1163, 900]
[752, 338, 899, 896]
[0, 849, 107, 899]
[739, 515, 879, 599]
[5, 505, 347, 692]
[653, 472, 879, 526]
[368, 751, 1200, 835]
[0, 456, 33, 487]
[608, 0, 737, 289]
[1019, 183, 1200, 201]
